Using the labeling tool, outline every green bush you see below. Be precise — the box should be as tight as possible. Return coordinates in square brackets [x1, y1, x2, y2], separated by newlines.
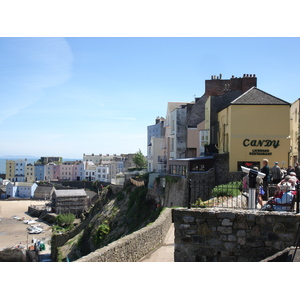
[55, 213, 75, 228]
[93, 222, 110, 245]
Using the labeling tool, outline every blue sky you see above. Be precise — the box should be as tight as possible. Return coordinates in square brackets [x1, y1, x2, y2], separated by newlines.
[1, 37, 300, 158]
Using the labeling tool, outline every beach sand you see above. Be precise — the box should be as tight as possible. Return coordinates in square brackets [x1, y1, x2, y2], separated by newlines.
[0, 200, 52, 250]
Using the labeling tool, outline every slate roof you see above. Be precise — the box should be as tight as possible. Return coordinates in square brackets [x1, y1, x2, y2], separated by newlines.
[34, 186, 54, 198]
[230, 87, 290, 106]
[54, 189, 87, 198]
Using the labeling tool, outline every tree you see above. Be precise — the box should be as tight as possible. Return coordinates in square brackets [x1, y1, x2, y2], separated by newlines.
[56, 213, 75, 228]
[133, 149, 147, 169]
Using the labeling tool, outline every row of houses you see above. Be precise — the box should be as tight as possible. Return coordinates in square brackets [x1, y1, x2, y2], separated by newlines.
[0, 181, 93, 217]
[147, 74, 299, 176]
[5, 154, 136, 183]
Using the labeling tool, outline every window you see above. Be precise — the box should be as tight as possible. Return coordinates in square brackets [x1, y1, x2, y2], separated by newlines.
[171, 138, 174, 151]
[199, 130, 209, 156]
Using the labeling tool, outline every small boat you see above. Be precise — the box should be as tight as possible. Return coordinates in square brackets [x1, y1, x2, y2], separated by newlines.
[28, 227, 42, 234]
[24, 219, 37, 224]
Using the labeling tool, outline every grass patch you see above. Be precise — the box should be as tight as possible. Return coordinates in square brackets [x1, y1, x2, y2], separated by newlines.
[212, 181, 242, 198]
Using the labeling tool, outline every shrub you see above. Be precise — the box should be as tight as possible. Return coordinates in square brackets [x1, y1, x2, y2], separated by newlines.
[55, 213, 75, 228]
[93, 222, 110, 245]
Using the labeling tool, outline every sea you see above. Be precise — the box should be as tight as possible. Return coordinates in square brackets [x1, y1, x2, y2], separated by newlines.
[0, 158, 80, 174]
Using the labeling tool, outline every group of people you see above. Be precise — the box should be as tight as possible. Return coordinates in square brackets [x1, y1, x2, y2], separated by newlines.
[243, 159, 300, 211]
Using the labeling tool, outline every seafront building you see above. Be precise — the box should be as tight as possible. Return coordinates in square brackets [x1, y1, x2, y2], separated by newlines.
[4, 153, 135, 186]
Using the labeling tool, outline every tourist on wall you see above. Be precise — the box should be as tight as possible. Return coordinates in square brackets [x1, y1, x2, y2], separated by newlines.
[271, 162, 282, 184]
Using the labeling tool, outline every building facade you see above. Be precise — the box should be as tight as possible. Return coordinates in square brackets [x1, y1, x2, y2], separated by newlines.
[148, 137, 165, 173]
[6, 182, 38, 198]
[52, 189, 88, 217]
[34, 164, 45, 181]
[25, 163, 35, 182]
[217, 87, 291, 172]
[5, 160, 15, 181]
[290, 98, 300, 166]
[147, 117, 166, 173]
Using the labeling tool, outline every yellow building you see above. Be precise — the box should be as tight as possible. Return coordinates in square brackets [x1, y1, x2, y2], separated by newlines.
[5, 160, 15, 180]
[25, 164, 35, 182]
[290, 98, 300, 166]
[218, 87, 291, 172]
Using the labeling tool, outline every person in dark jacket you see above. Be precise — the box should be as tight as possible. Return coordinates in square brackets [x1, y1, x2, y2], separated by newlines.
[294, 162, 300, 179]
[260, 159, 270, 200]
[271, 162, 282, 184]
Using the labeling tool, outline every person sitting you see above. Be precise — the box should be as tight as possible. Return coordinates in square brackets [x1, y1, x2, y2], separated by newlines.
[277, 175, 296, 191]
[263, 182, 294, 211]
[289, 172, 299, 184]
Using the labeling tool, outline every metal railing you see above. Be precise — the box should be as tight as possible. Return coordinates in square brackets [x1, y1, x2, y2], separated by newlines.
[188, 180, 300, 213]
[188, 180, 246, 209]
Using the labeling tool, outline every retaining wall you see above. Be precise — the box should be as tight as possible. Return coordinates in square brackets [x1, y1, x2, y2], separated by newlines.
[173, 208, 300, 262]
[75, 208, 172, 262]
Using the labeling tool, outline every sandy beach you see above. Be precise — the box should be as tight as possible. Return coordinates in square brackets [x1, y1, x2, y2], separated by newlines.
[0, 200, 52, 250]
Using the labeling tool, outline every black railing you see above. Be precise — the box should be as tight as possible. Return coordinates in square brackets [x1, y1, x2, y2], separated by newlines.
[188, 180, 300, 213]
[188, 180, 246, 209]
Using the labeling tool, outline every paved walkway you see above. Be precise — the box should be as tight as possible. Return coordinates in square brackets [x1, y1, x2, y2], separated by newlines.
[139, 224, 174, 262]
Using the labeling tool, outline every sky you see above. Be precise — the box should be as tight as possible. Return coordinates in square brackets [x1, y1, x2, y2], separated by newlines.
[1, 37, 300, 159]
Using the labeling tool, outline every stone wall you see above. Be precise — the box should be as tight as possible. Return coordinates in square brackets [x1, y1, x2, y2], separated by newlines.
[213, 153, 242, 185]
[173, 208, 300, 262]
[75, 208, 172, 262]
[28, 206, 56, 224]
[0, 248, 27, 262]
[164, 177, 188, 207]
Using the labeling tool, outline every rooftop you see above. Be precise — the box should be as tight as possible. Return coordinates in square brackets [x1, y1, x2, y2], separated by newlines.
[54, 189, 87, 198]
[230, 87, 290, 106]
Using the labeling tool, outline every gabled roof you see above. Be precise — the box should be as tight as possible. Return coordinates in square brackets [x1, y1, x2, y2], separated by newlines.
[230, 87, 290, 106]
[34, 186, 54, 198]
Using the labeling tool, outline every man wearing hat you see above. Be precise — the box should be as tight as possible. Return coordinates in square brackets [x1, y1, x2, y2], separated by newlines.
[271, 162, 282, 184]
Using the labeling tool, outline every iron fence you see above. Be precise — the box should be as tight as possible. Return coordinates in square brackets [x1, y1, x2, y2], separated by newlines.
[188, 179, 300, 213]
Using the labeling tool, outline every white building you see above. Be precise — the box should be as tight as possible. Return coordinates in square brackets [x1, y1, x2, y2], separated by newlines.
[6, 182, 38, 198]
[148, 136, 165, 173]
[96, 165, 110, 182]
[84, 161, 96, 181]
[73, 162, 85, 181]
